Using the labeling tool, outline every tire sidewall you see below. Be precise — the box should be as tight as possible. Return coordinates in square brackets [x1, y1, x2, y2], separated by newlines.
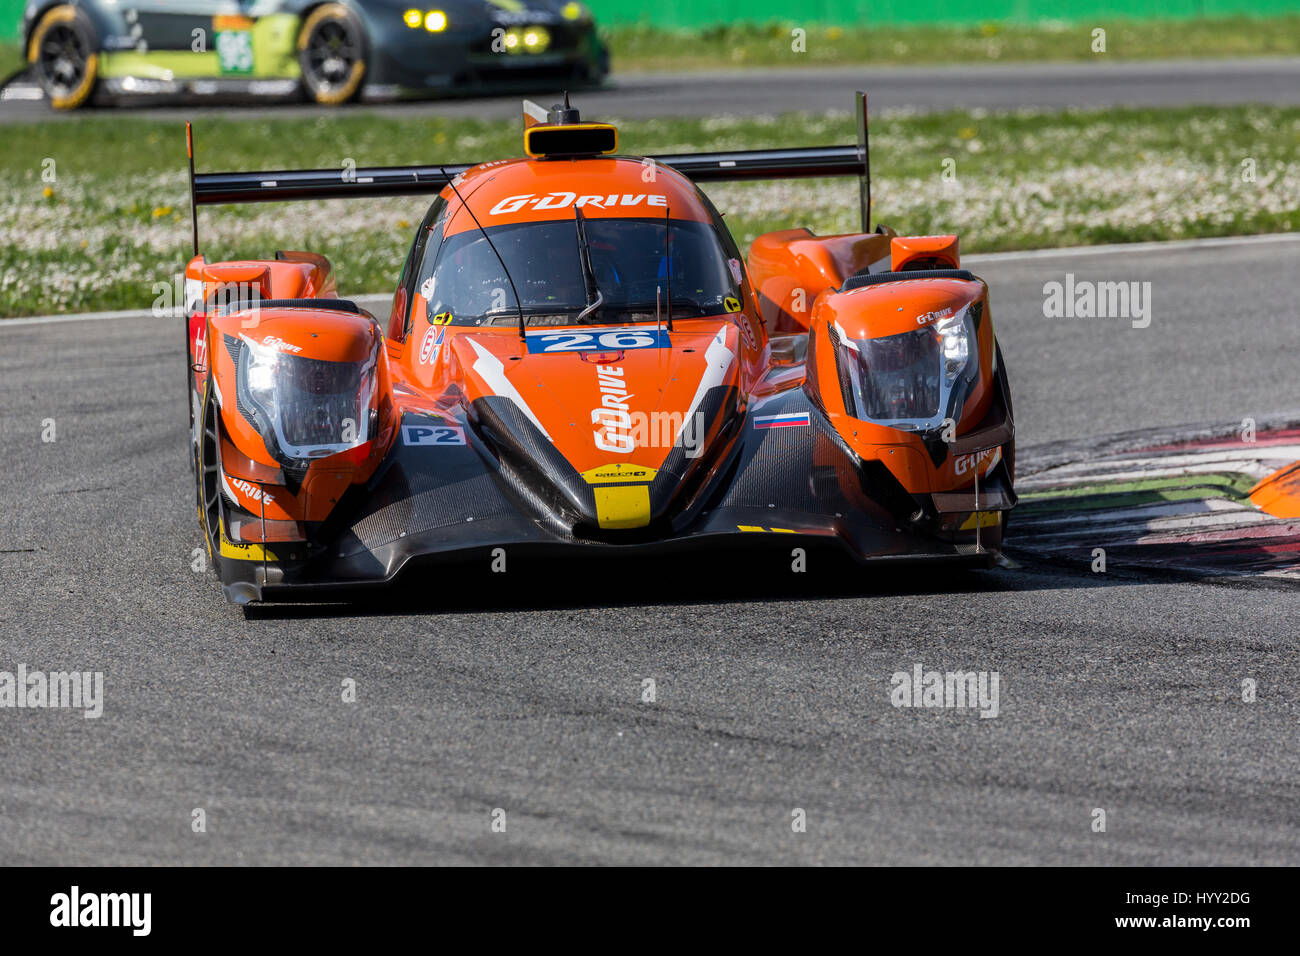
[197, 376, 226, 577]
[296, 3, 367, 105]
[28, 4, 99, 109]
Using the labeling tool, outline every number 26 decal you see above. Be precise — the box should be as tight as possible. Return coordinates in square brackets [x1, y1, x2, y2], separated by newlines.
[525, 327, 670, 354]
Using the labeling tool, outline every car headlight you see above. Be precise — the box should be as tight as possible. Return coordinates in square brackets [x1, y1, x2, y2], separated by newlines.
[521, 26, 549, 51]
[236, 335, 377, 463]
[833, 306, 977, 432]
[404, 9, 447, 30]
[502, 25, 550, 53]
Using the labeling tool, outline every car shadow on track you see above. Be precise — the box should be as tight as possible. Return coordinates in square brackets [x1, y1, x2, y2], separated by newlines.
[241, 544, 1138, 620]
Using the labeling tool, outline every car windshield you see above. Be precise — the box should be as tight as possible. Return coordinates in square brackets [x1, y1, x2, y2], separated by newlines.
[418, 217, 739, 325]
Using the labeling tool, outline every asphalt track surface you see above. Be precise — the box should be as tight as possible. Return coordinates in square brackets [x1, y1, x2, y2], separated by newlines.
[1, 235, 1298, 864]
[3, 57, 1300, 123]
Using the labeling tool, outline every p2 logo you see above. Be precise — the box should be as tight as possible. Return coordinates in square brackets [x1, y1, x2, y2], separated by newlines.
[403, 424, 466, 446]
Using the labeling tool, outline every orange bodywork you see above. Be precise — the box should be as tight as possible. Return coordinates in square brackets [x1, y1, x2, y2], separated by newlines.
[1251, 462, 1300, 518]
[187, 138, 1014, 590]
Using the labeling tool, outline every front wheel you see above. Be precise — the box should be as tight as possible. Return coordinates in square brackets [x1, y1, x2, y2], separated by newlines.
[28, 4, 99, 110]
[297, 4, 367, 105]
[197, 379, 226, 579]
[994, 338, 1015, 537]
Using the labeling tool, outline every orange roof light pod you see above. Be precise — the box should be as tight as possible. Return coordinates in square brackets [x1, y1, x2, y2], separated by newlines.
[521, 94, 618, 159]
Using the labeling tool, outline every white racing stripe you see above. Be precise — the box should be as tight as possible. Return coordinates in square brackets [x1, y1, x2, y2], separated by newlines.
[467, 338, 552, 440]
[675, 327, 735, 445]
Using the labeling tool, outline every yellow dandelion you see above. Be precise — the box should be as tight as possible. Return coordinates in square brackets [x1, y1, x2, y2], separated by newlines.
[958, 126, 977, 140]
[397, 219, 411, 229]
[42, 186, 54, 199]
[152, 206, 173, 218]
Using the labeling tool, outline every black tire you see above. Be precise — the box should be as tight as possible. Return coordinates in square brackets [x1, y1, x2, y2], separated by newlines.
[995, 339, 1014, 536]
[28, 4, 99, 109]
[995, 339, 1015, 484]
[297, 3, 367, 105]
[197, 379, 225, 577]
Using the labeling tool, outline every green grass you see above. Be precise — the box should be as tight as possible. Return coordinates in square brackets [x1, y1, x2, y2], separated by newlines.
[604, 16, 1300, 71]
[1, 105, 1296, 317]
[0, 40, 21, 79]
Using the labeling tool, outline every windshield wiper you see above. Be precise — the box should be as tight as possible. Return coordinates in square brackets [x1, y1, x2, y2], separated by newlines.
[573, 207, 603, 324]
[662, 204, 673, 333]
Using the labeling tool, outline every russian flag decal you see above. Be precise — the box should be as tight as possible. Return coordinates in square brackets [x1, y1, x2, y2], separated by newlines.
[754, 412, 810, 429]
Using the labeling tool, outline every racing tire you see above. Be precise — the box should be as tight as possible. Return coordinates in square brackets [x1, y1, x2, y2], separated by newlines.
[27, 4, 99, 110]
[297, 4, 367, 105]
[995, 338, 1015, 536]
[197, 378, 226, 578]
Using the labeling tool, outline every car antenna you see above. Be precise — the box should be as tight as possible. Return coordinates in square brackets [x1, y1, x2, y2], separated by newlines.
[186, 122, 199, 257]
[663, 203, 673, 333]
[439, 166, 527, 341]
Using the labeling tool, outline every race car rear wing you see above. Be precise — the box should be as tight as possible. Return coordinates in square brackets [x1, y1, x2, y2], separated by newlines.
[186, 91, 873, 253]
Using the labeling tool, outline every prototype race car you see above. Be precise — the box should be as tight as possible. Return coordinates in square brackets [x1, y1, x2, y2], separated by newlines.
[182, 93, 1016, 603]
[22, 0, 607, 108]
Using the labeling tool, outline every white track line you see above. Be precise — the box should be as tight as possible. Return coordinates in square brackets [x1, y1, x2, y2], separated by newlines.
[964, 232, 1300, 263]
[2, 235, 1296, 328]
[0, 294, 392, 329]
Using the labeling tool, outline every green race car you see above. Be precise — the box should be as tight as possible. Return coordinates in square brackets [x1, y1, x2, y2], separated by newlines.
[21, 0, 608, 107]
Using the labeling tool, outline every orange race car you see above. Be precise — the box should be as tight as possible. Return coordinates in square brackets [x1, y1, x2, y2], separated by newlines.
[183, 93, 1016, 603]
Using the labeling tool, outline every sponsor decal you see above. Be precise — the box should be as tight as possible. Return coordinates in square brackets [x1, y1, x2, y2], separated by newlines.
[218, 532, 277, 562]
[419, 327, 441, 364]
[582, 463, 659, 484]
[723, 296, 742, 314]
[261, 335, 302, 353]
[191, 322, 207, 370]
[489, 192, 668, 216]
[916, 307, 954, 326]
[419, 276, 436, 299]
[224, 475, 274, 507]
[526, 327, 669, 354]
[592, 365, 636, 454]
[582, 463, 658, 484]
[727, 258, 744, 287]
[430, 311, 453, 326]
[403, 423, 466, 446]
[754, 412, 809, 430]
[954, 446, 1000, 476]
